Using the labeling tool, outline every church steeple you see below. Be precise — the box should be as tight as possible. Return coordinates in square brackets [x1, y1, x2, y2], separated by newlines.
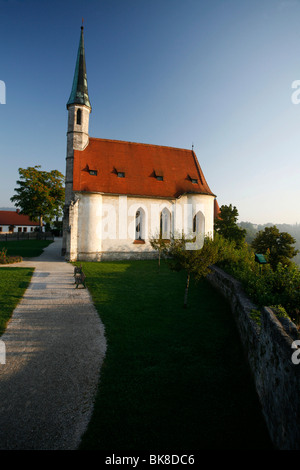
[67, 25, 91, 110]
[62, 25, 92, 257]
[65, 24, 91, 152]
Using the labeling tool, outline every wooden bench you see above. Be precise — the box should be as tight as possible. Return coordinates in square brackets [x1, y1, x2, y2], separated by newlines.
[74, 265, 86, 288]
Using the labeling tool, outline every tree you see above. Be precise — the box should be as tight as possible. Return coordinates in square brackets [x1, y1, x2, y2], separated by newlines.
[251, 225, 299, 270]
[149, 233, 170, 269]
[164, 234, 219, 308]
[10, 166, 65, 231]
[214, 204, 246, 247]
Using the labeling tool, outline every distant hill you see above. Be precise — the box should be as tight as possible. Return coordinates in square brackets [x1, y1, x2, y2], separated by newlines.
[0, 207, 15, 211]
[239, 221, 300, 266]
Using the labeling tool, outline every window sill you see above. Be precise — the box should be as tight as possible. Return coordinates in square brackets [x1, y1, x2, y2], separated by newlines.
[133, 239, 145, 244]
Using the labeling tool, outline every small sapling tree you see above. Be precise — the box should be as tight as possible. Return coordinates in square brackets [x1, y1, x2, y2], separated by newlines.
[164, 234, 219, 308]
[149, 232, 170, 269]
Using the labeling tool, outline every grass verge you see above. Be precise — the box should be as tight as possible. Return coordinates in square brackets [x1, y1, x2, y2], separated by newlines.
[0, 267, 34, 336]
[77, 260, 273, 451]
[0, 240, 53, 259]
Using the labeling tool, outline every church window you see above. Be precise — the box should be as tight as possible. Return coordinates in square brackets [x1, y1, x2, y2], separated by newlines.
[117, 171, 125, 178]
[191, 178, 198, 184]
[160, 208, 171, 239]
[193, 211, 205, 239]
[76, 108, 82, 125]
[135, 208, 145, 241]
[193, 215, 197, 233]
[89, 170, 97, 176]
[136, 210, 141, 239]
[156, 175, 163, 181]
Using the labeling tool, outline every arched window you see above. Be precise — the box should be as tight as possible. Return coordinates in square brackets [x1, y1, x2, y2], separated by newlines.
[160, 207, 171, 239]
[193, 211, 205, 246]
[135, 208, 145, 241]
[193, 211, 205, 234]
[193, 215, 197, 233]
[76, 108, 82, 125]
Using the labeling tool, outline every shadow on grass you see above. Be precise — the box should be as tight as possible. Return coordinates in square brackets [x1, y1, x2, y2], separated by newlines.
[0, 240, 53, 258]
[77, 259, 273, 451]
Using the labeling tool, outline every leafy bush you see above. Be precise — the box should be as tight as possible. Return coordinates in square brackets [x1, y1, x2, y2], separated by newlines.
[250, 309, 262, 327]
[0, 247, 22, 264]
[213, 233, 259, 278]
[213, 234, 300, 325]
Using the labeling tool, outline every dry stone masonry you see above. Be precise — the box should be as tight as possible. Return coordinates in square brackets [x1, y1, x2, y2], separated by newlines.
[207, 265, 300, 450]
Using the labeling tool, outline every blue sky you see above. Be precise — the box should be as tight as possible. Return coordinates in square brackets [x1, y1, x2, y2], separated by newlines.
[1, 0, 300, 224]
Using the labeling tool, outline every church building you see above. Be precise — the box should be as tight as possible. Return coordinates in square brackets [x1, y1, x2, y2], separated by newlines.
[62, 26, 218, 261]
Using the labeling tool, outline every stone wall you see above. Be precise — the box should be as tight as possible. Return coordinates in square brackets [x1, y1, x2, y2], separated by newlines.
[207, 265, 300, 450]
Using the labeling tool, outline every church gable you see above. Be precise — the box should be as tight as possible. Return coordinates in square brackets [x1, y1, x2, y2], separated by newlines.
[73, 137, 215, 199]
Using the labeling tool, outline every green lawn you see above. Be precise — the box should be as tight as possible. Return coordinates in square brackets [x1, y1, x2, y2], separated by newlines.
[0, 239, 53, 258]
[77, 260, 273, 451]
[0, 267, 34, 336]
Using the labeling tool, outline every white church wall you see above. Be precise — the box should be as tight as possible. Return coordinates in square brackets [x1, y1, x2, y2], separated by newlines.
[67, 198, 79, 261]
[186, 193, 214, 238]
[73, 192, 215, 261]
[77, 193, 103, 261]
[100, 195, 174, 258]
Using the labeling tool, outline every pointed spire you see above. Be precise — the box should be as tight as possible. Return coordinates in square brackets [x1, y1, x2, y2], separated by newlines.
[67, 25, 91, 109]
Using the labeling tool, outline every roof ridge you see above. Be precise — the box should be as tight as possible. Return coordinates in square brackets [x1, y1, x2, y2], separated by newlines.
[88, 137, 193, 153]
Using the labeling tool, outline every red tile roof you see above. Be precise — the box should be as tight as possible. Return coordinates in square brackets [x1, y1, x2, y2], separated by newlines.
[214, 199, 221, 219]
[0, 210, 39, 226]
[73, 138, 216, 199]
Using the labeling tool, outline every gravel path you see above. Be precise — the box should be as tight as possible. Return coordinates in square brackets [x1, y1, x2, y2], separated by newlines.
[0, 238, 106, 450]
